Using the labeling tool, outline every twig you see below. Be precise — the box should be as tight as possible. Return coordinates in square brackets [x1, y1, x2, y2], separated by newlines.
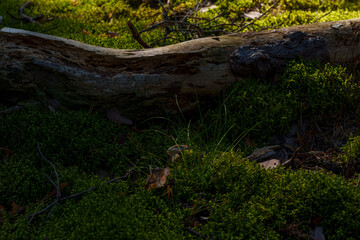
[0, 105, 23, 114]
[259, 11, 292, 31]
[28, 200, 57, 224]
[282, 147, 300, 168]
[27, 164, 135, 223]
[45, 175, 57, 191]
[157, 0, 170, 46]
[135, 0, 280, 46]
[127, 21, 152, 48]
[7, 1, 43, 23]
[61, 168, 135, 201]
[184, 227, 207, 239]
[140, 20, 202, 33]
[19, 1, 43, 23]
[203, 12, 223, 23]
[312, 9, 333, 23]
[150, 35, 190, 47]
[6, 11, 23, 21]
[40, 25, 59, 33]
[37, 142, 60, 201]
[28, 142, 62, 224]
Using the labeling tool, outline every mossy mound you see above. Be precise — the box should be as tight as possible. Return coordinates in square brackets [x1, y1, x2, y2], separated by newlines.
[0, 106, 175, 206]
[1, 151, 360, 239]
[0, 60, 360, 239]
[211, 60, 360, 145]
[1, 0, 360, 49]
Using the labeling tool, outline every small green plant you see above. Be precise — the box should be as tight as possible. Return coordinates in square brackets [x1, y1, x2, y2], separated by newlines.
[337, 134, 360, 178]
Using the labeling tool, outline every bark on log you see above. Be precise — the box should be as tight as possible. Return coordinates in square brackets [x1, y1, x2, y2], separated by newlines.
[1, 18, 360, 119]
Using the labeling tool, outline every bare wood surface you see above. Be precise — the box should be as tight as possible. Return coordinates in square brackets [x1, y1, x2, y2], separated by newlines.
[1, 18, 360, 118]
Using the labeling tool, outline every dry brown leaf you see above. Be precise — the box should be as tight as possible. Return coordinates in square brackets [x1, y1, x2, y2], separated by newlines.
[167, 185, 173, 199]
[145, 167, 170, 189]
[116, 133, 127, 145]
[168, 145, 189, 163]
[0, 147, 14, 160]
[107, 31, 119, 38]
[70, 0, 78, 6]
[10, 202, 26, 215]
[244, 137, 254, 147]
[83, 29, 90, 35]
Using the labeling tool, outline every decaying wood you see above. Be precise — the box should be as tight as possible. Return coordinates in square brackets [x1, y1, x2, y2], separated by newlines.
[1, 18, 360, 119]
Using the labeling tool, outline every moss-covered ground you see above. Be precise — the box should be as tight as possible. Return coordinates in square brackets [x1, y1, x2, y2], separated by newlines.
[1, 0, 360, 239]
[1, 0, 360, 48]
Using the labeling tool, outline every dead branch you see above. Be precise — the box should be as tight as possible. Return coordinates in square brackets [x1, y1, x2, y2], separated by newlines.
[19, 1, 43, 23]
[7, 1, 43, 23]
[282, 147, 300, 168]
[259, 11, 292, 31]
[27, 145, 135, 224]
[3, 17, 360, 118]
[37, 142, 61, 201]
[60, 167, 135, 201]
[133, 0, 281, 46]
[127, 21, 152, 48]
[312, 9, 333, 23]
[40, 25, 59, 33]
[157, 0, 170, 45]
[184, 227, 207, 239]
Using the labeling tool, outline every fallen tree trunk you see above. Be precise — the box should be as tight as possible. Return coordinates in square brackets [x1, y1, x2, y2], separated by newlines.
[1, 18, 360, 119]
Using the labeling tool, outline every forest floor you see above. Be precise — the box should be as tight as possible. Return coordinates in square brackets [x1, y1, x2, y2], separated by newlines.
[1, 1, 360, 239]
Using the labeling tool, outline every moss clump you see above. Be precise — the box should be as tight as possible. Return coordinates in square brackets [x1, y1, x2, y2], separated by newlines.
[169, 151, 360, 239]
[0, 152, 51, 206]
[1, 181, 188, 240]
[212, 60, 360, 145]
[281, 61, 360, 117]
[0, 106, 128, 172]
[337, 134, 360, 177]
[0, 106, 175, 206]
[2, 150, 360, 239]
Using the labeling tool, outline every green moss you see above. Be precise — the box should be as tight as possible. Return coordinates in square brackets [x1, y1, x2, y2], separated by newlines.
[0, 107, 125, 171]
[1, 1, 360, 239]
[0, 180, 191, 240]
[170, 151, 360, 239]
[1, 0, 360, 49]
[0, 61, 359, 238]
[280, 61, 360, 117]
[0, 106, 175, 206]
[41, 184, 187, 239]
[2, 150, 360, 239]
[209, 60, 360, 145]
[0, 152, 51, 206]
[337, 134, 360, 177]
